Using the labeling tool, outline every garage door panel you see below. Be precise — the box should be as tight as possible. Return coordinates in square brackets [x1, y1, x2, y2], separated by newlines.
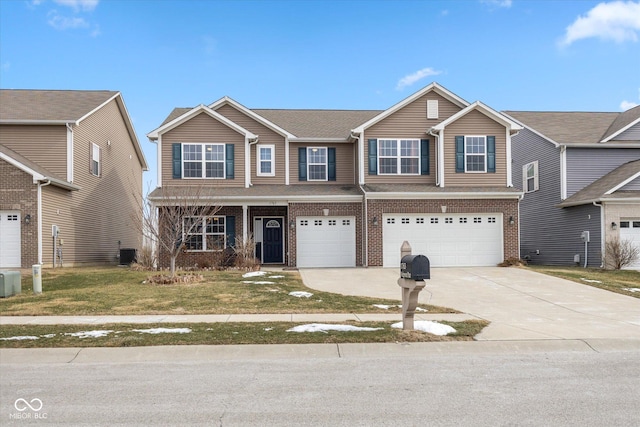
[383, 214, 503, 267]
[297, 217, 356, 268]
[620, 218, 640, 270]
[0, 211, 21, 268]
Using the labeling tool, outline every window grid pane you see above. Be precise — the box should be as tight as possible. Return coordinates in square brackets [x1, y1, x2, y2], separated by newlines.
[307, 148, 327, 180]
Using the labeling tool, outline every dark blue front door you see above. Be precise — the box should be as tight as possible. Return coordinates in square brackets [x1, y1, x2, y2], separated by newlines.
[263, 218, 283, 263]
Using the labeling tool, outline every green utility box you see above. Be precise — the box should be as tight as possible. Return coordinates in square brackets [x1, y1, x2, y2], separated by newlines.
[0, 271, 21, 297]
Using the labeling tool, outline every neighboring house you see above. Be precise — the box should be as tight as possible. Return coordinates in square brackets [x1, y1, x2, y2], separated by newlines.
[506, 106, 640, 269]
[147, 83, 522, 269]
[0, 90, 148, 268]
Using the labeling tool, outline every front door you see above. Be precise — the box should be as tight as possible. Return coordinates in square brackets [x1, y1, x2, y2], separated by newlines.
[263, 218, 283, 263]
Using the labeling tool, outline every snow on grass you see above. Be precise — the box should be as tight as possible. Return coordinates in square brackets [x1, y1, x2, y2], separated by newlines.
[243, 280, 275, 285]
[268, 275, 285, 278]
[287, 323, 384, 333]
[132, 328, 191, 334]
[65, 330, 113, 339]
[41, 334, 56, 338]
[581, 278, 602, 283]
[0, 336, 39, 341]
[373, 304, 427, 312]
[289, 291, 313, 298]
[623, 288, 640, 293]
[391, 321, 456, 336]
[242, 271, 267, 278]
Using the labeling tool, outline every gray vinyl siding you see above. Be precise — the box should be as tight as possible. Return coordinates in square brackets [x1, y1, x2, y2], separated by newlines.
[621, 176, 640, 190]
[566, 148, 640, 196]
[615, 123, 640, 141]
[0, 125, 67, 179]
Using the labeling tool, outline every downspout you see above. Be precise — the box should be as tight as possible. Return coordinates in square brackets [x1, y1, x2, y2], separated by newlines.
[428, 128, 440, 186]
[37, 179, 52, 265]
[66, 123, 74, 183]
[593, 201, 604, 268]
[246, 136, 259, 187]
[360, 184, 368, 267]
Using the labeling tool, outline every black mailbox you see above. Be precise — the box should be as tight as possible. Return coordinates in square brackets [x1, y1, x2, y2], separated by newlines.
[400, 254, 430, 281]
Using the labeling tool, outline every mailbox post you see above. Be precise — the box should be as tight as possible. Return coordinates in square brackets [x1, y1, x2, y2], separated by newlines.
[397, 241, 430, 330]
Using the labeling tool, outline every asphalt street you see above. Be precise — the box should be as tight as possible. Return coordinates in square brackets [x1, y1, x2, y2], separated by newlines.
[2, 342, 639, 426]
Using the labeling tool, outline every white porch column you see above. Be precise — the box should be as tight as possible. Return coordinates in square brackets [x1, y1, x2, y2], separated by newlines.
[242, 205, 248, 243]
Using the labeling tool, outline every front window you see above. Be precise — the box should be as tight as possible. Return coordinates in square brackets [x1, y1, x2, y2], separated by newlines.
[307, 147, 327, 181]
[378, 139, 419, 175]
[91, 143, 101, 177]
[184, 216, 225, 251]
[257, 145, 275, 176]
[465, 136, 486, 172]
[524, 161, 539, 192]
[183, 143, 225, 179]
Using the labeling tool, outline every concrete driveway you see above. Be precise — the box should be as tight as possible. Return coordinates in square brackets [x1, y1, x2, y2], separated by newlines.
[300, 267, 640, 341]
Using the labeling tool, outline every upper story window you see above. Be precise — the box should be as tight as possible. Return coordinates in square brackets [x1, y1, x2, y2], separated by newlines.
[307, 147, 327, 181]
[378, 139, 419, 175]
[91, 143, 101, 177]
[523, 161, 539, 192]
[183, 143, 224, 179]
[257, 145, 275, 176]
[455, 135, 496, 174]
[183, 216, 225, 252]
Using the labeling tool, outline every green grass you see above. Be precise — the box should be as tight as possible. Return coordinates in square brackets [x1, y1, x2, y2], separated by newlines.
[528, 265, 640, 298]
[0, 320, 488, 348]
[0, 267, 455, 316]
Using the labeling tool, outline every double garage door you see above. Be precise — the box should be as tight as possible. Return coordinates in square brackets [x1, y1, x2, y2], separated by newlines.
[383, 213, 503, 267]
[296, 216, 356, 268]
[0, 211, 21, 268]
[620, 219, 640, 270]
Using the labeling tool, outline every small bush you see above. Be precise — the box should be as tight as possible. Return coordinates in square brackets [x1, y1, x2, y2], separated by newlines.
[605, 238, 640, 270]
[498, 257, 528, 267]
[233, 234, 260, 270]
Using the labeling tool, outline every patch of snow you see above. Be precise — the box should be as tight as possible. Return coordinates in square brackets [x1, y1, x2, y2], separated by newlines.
[287, 323, 384, 333]
[132, 328, 191, 334]
[41, 334, 56, 338]
[623, 288, 640, 293]
[391, 321, 456, 336]
[242, 271, 267, 278]
[264, 328, 274, 331]
[289, 291, 313, 298]
[415, 307, 428, 312]
[268, 275, 285, 279]
[243, 280, 275, 285]
[581, 278, 602, 284]
[0, 336, 39, 341]
[373, 304, 393, 309]
[65, 330, 113, 339]
[267, 289, 280, 292]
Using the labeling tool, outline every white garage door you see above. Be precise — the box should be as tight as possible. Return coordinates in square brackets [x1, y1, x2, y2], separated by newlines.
[297, 216, 356, 268]
[0, 211, 21, 268]
[620, 219, 640, 270]
[383, 213, 503, 268]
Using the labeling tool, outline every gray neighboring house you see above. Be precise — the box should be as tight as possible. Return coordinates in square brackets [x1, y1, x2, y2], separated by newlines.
[506, 106, 640, 269]
[0, 90, 148, 268]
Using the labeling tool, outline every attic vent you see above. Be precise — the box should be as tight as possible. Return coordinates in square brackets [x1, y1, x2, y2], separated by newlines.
[427, 99, 439, 119]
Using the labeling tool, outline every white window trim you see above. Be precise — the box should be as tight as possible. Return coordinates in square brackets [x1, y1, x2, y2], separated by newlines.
[257, 144, 275, 177]
[307, 147, 328, 181]
[183, 215, 226, 252]
[182, 143, 226, 179]
[378, 138, 420, 175]
[91, 142, 101, 177]
[523, 161, 539, 193]
[464, 135, 487, 173]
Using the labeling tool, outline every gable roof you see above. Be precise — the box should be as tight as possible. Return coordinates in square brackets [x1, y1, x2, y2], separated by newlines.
[558, 159, 640, 207]
[209, 97, 296, 139]
[433, 101, 522, 132]
[0, 144, 80, 190]
[601, 105, 640, 142]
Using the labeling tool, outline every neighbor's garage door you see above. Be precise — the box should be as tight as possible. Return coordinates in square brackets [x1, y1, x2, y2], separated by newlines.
[620, 219, 640, 270]
[0, 211, 21, 268]
[297, 216, 356, 267]
[383, 213, 503, 267]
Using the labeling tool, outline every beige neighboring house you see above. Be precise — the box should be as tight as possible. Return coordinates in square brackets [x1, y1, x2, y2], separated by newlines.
[0, 90, 148, 268]
[147, 83, 523, 269]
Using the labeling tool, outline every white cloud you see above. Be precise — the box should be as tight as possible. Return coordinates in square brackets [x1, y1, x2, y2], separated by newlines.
[396, 67, 442, 90]
[620, 100, 639, 110]
[53, 0, 99, 12]
[480, 0, 513, 8]
[48, 11, 89, 30]
[559, 1, 640, 46]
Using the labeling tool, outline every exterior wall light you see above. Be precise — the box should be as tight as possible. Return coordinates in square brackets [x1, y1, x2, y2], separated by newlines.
[290, 220, 295, 229]
[373, 216, 379, 226]
[509, 216, 515, 225]
[24, 214, 31, 224]
[611, 222, 617, 230]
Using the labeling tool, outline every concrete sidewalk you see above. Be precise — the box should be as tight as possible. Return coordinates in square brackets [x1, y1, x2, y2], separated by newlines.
[0, 312, 474, 326]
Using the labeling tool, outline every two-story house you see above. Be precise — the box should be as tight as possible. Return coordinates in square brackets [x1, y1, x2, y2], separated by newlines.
[147, 83, 523, 269]
[507, 106, 640, 269]
[0, 90, 148, 268]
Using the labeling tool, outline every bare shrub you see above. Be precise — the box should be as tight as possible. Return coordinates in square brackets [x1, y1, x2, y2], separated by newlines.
[498, 257, 528, 267]
[605, 238, 640, 270]
[133, 245, 157, 270]
[233, 234, 260, 270]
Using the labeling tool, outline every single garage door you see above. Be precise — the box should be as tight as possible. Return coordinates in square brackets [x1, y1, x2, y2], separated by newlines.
[620, 219, 640, 270]
[297, 216, 356, 267]
[0, 211, 21, 268]
[383, 213, 503, 267]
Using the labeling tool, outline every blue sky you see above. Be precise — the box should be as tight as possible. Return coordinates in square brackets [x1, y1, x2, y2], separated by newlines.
[1, 0, 639, 188]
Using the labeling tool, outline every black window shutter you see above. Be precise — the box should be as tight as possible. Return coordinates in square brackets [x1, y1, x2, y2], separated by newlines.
[420, 139, 429, 175]
[368, 139, 377, 175]
[328, 147, 336, 181]
[487, 136, 496, 173]
[455, 136, 465, 173]
[225, 144, 234, 179]
[172, 143, 181, 178]
[298, 147, 307, 181]
[225, 216, 236, 248]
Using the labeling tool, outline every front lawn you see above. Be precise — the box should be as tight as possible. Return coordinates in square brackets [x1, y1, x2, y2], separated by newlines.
[0, 267, 455, 316]
[528, 265, 640, 298]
